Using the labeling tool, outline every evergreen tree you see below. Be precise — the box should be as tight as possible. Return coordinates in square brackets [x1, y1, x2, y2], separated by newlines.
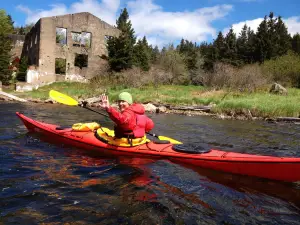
[13, 24, 32, 35]
[237, 24, 248, 64]
[177, 39, 197, 71]
[151, 45, 160, 63]
[178, 38, 186, 53]
[19, 56, 28, 73]
[141, 36, 152, 58]
[224, 27, 239, 65]
[274, 16, 291, 56]
[213, 32, 225, 61]
[199, 42, 215, 71]
[246, 27, 256, 63]
[266, 12, 277, 58]
[255, 16, 269, 62]
[133, 36, 150, 71]
[7, 14, 14, 28]
[0, 10, 14, 84]
[168, 43, 175, 51]
[255, 12, 291, 62]
[161, 47, 167, 55]
[107, 8, 136, 71]
[292, 33, 300, 54]
[18, 26, 25, 35]
[0, 10, 14, 34]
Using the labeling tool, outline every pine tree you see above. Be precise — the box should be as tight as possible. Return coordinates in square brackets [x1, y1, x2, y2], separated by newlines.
[18, 26, 25, 35]
[246, 27, 256, 63]
[141, 36, 152, 58]
[213, 32, 225, 61]
[224, 27, 239, 65]
[177, 39, 197, 71]
[151, 45, 160, 63]
[7, 14, 14, 28]
[255, 16, 269, 62]
[255, 12, 291, 62]
[107, 8, 136, 71]
[161, 47, 167, 55]
[178, 38, 186, 53]
[168, 43, 175, 51]
[274, 16, 291, 56]
[199, 42, 215, 71]
[292, 33, 300, 54]
[266, 12, 277, 58]
[19, 56, 28, 72]
[133, 36, 150, 71]
[0, 10, 14, 84]
[237, 24, 248, 64]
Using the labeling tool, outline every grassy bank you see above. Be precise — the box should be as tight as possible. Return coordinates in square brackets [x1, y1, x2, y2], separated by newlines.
[6, 82, 300, 118]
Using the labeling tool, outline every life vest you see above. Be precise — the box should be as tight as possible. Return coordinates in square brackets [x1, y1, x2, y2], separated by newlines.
[96, 127, 148, 147]
[72, 122, 100, 132]
[114, 114, 153, 138]
[133, 114, 148, 138]
[71, 122, 148, 147]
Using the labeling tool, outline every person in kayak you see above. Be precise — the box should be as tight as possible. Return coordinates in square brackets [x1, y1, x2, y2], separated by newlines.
[98, 92, 154, 140]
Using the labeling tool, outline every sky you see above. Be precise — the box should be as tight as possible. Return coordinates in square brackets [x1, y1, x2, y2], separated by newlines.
[3, 0, 300, 47]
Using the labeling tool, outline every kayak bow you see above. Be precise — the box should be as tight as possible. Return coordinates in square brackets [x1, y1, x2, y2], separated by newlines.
[16, 112, 300, 182]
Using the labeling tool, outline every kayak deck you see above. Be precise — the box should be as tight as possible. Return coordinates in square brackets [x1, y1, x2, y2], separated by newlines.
[16, 112, 300, 182]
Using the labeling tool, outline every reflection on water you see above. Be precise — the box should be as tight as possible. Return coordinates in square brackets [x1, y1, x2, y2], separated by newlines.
[1, 102, 300, 224]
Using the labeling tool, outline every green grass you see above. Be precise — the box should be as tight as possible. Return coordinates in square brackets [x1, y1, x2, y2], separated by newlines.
[214, 91, 300, 118]
[10, 82, 92, 100]
[7, 82, 300, 118]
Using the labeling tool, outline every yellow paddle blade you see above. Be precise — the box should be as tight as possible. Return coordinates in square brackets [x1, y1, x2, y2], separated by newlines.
[158, 136, 182, 144]
[49, 90, 79, 106]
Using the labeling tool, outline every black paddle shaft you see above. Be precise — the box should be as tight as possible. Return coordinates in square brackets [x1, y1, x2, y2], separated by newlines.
[82, 106, 109, 118]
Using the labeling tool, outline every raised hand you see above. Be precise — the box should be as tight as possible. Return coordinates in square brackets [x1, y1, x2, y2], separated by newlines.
[99, 94, 110, 109]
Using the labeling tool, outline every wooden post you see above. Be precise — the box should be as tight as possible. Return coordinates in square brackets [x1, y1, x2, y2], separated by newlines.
[0, 91, 28, 102]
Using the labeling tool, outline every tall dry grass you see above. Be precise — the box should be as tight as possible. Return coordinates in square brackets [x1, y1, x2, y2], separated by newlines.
[201, 63, 270, 92]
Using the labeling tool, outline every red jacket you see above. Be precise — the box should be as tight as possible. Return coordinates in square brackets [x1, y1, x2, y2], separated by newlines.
[106, 103, 154, 138]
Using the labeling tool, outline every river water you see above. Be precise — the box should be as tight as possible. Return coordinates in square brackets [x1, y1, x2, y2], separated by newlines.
[1, 102, 300, 224]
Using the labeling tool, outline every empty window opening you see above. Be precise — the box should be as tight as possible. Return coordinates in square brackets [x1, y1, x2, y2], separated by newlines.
[71, 31, 91, 48]
[74, 54, 88, 69]
[55, 58, 66, 74]
[71, 32, 81, 47]
[56, 28, 67, 45]
[81, 32, 91, 48]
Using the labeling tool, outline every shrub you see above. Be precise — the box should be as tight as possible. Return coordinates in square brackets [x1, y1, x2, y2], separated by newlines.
[262, 51, 300, 87]
[156, 48, 189, 85]
[201, 62, 269, 91]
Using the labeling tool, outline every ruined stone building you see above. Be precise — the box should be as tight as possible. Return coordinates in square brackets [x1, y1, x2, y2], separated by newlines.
[8, 34, 25, 59]
[16, 12, 119, 86]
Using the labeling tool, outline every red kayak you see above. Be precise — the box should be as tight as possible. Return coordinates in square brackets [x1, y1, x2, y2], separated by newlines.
[16, 112, 300, 182]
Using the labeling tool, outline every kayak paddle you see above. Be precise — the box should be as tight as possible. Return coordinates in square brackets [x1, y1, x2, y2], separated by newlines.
[49, 90, 108, 117]
[49, 90, 182, 144]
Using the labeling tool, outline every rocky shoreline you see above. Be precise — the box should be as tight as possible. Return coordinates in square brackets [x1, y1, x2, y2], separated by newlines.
[1, 95, 300, 123]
